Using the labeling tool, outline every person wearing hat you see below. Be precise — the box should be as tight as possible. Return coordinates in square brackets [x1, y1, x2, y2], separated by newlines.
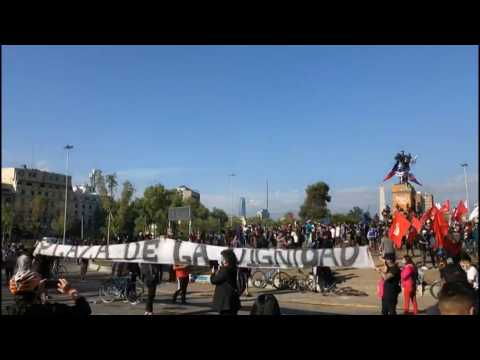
[210, 249, 241, 315]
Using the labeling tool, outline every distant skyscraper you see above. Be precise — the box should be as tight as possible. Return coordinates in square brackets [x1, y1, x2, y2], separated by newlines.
[239, 197, 246, 217]
[379, 185, 386, 220]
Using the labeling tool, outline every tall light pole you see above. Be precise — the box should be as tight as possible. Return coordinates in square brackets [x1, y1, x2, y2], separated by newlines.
[228, 173, 236, 227]
[461, 163, 469, 211]
[63, 145, 73, 245]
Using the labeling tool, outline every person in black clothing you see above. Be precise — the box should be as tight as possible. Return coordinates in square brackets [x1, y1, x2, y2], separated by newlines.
[210, 249, 241, 315]
[377, 258, 401, 315]
[6, 272, 91, 316]
[141, 263, 162, 315]
[250, 294, 281, 315]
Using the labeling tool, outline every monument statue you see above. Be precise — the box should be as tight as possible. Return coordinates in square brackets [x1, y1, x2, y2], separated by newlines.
[383, 150, 422, 186]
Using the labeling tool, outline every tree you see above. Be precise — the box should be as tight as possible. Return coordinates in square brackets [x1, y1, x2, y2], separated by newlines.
[143, 184, 170, 235]
[211, 208, 229, 229]
[94, 170, 108, 196]
[105, 173, 118, 199]
[2, 204, 14, 245]
[51, 213, 72, 238]
[115, 181, 136, 238]
[299, 182, 331, 221]
[31, 195, 48, 238]
[280, 212, 296, 225]
[347, 206, 364, 223]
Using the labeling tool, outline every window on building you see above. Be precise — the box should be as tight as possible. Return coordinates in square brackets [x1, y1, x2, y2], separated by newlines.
[75, 210, 78, 215]
[31, 191, 34, 196]
[45, 192, 48, 197]
[21, 190, 25, 195]
[75, 204, 78, 208]
[27, 182, 32, 186]
[40, 184, 44, 188]
[82, 204, 85, 209]
[89, 205, 92, 209]
[18, 181, 23, 185]
[38, 191, 41, 195]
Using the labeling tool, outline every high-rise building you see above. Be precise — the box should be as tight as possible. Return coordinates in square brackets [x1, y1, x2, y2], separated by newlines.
[423, 193, 434, 211]
[239, 197, 246, 218]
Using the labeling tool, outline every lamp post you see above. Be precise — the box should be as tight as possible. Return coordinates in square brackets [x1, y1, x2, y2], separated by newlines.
[228, 173, 236, 227]
[461, 163, 469, 211]
[63, 145, 73, 245]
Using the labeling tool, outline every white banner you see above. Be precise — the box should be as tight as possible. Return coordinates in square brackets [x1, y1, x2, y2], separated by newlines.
[33, 238, 375, 269]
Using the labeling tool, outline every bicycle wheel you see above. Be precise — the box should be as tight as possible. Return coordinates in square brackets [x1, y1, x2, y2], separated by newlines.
[305, 276, 316, 292]
[430, 280, 442, 300]
[296, 277, 307, 292]
[251, 270, 267, 288]
[99, 279, 119, 303]
[272, 271, 290, 290]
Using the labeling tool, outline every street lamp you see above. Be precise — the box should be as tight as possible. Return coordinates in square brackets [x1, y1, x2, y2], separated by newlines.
[63, 145, 74, 245]
[228, 173, 236, 227]
[461, 163, 469, 211]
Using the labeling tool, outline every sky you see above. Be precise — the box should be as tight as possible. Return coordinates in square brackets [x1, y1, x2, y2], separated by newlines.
[2, 45, 478, 218]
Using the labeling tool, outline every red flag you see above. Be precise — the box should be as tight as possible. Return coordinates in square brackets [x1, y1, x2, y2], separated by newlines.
[420, 207, 432, 226]
[433, 209, 449, 248]
[389, 212, 411, 249]
[453, 200, 468, 222]
[441, 200, 450, 212]
[407, 226, 417, 245]
[411, 216, 422, 233]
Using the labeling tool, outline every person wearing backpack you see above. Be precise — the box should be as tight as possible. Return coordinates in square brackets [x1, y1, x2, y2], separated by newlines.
[400, 255, 418, 315]
[250, 294, 281, 315]
[210, 249, 241, 315]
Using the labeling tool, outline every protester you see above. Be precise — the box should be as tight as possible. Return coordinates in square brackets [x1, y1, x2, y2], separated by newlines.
[4, 248, 16, 286]
[237, 267, 252, 297]
[437, 282, 476, 315]
[141, 263, 163, 315]
[459, 254, 478, 290]
[172, 263, 190, 304]
[376, 257, 401, 315]
[80, 257, 89, 282]
[380, 230, 396, 260]
[6, 274, 91, 316]
[210, 249, 241, 315]
[419, 228, 436, 270]
[400, 255, 418, 315]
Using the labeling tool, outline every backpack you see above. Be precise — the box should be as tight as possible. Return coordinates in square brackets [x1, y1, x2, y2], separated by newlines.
[250, 294, 280, 315]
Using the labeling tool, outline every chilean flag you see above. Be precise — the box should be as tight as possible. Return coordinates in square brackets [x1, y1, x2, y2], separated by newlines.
[408, 173, 422, 186]
[383, 161, 399, 182]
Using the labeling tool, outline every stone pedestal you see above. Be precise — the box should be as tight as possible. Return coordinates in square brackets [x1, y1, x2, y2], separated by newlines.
[392, 183, 416, 213]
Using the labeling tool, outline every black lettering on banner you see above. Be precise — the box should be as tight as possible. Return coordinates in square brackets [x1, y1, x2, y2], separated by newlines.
[319, 248, 339, 267]
[52, 243, 60, 257]
[79, 245, 92, 259]
[293, 249, 299, 268]
[236, 249, 247, 266]
[340, 246, 360, 267]
[124, 242, 140, 260]
[259, 251, 274, 267]
[254, 249, 261, 266]
[173, 241, 182, 263]
[192, 244, 209, 266]
[246, 249, 256, 267]
[275, 250, 291, 267]
[64, 245, 78, 259]
[301, 249, 319, 267]
[96, 245, 110, 260]
[142, 239, 160, 262]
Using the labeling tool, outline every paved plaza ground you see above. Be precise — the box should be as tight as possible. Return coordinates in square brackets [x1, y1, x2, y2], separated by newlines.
[1, 249, 447, 315]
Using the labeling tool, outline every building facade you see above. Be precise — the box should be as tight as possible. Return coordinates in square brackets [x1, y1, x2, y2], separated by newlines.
[239, 197, 246, 218]
[2, 166, 100, 237]
[257, 209, 270, 220]
[177, 185, 200, 202]
[423, 193, 434, 212]
[415, 191, 425, 213]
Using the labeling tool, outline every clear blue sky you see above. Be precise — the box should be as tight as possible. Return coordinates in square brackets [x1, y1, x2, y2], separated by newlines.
[2, 45, 478, 217]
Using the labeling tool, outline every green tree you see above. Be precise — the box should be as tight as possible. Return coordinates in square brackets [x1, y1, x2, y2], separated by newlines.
[211, 208, 229, 229]
[51, 213, 72, 238]
[299, 182, 331, 221]
[143, 184, 170, 235]
[115, 181, 136, 238]
[2, 204, 14, 244]
[94, 170, 108, 196]
[105, 173, 118, 199]
[347, 206, 364, 223]
[31, 195, 48, 238]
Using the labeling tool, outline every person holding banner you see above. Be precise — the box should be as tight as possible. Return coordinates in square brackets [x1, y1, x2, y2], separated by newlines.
[210, 249, 241, 315]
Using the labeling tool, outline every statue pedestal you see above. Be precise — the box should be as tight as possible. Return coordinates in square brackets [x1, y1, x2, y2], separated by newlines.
[392, 183, 416, 212]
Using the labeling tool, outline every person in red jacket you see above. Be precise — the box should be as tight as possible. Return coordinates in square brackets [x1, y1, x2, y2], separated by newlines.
[172, 263, 190, 304]
[400, 255, 418, 315]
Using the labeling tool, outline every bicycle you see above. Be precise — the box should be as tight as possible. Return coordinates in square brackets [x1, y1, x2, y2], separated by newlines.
[416, 267, 442, 299]
[251, 268, 291, 290]
[320, 281, 368, 297]
[99, 273, 145, 305]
